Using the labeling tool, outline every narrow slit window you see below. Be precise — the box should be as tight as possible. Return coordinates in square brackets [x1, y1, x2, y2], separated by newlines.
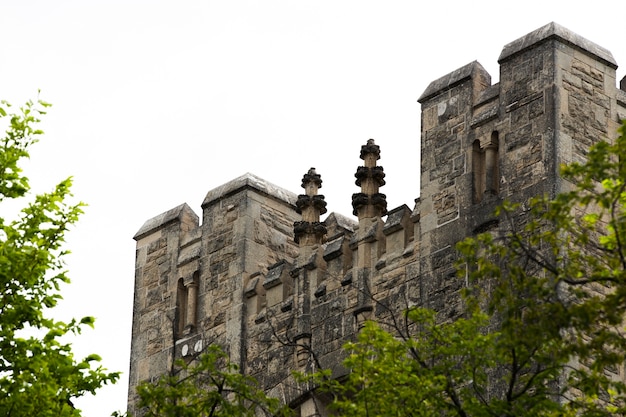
[472, 132, 499, 203]
[485, 131, 499, 195]
[472, 139, 485, 203]
[176, 278, 187, 338]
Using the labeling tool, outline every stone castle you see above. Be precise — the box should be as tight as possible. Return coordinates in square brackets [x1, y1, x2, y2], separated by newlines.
[127, 23, 626, 415]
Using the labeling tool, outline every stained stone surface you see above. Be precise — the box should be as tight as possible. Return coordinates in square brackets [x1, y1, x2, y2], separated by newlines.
[127, 23, 626, 417]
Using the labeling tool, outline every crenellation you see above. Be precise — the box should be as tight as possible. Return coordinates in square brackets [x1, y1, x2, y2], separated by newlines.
[470, 104, 498, 128]
[244, 272, 264, 315]
[324, 212, 356, 237]
[323, 233, 349, 262]
[134, 203, 199, 243]
[264, 261, 293, 308]
[418, 61, 491, 105]
[176, 243, 200, 268]
[128, 22, 626, 416]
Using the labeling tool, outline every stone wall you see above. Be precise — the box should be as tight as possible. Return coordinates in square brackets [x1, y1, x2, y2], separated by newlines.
[128, 204, 199, 408]
[127, 23, 626, 416]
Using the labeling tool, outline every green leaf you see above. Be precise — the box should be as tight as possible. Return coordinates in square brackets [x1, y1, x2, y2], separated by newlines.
[0, 96, 119, 417]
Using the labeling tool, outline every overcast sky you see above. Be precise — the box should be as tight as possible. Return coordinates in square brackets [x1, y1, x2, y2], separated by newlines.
[1, 1, 624, 415]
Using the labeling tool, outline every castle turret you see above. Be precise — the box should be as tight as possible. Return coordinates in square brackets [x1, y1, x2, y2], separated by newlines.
[416, 21, 622, 315]
[128, 22, 626, 417]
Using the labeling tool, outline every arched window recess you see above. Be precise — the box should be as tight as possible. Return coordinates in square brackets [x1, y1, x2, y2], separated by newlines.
[472, 131, 499, 203]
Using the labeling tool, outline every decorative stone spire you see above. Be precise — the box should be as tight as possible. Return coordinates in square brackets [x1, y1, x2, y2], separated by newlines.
[293, 168, 327, 246]
[352, 139, 387, 219]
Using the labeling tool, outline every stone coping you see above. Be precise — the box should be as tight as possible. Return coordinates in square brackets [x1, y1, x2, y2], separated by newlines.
[133, 203, 199, 240]
[419, 23, 618, 104]
[326, 212, 357, 233]
[498, 22, 617, 69]
[418, 61, 490, 103]
[201, 172, 297, 209]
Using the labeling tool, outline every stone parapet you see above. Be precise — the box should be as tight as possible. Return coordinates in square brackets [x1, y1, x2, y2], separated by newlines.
[133, 203, 199, 243]
[418, 61, 491, 104]
[498, 21, 617, 68]
[201, 172, 297, 209]
[128, 22, 624, 417]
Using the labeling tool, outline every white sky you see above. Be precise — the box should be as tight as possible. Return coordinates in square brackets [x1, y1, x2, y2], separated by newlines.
[1, 1, 624, 415]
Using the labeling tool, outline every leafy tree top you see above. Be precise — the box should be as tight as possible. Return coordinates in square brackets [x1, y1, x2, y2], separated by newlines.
[0, 97, 119, 416]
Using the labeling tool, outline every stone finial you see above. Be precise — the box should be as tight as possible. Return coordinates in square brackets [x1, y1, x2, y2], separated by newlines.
[301, 167, 323, 191]
[360, 138, 381, 161]
[294, 168, 327, 245]
[352, 140, 387, 218]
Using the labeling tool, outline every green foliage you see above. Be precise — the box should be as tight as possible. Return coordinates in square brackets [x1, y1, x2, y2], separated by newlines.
[306, 121, 626, 416]
[308, 309, 498, 417]
[0, 98, 119, 416]
[309, 306, 566, 417]
[474, 121, 626, 415]
[132, 344, 291, 417]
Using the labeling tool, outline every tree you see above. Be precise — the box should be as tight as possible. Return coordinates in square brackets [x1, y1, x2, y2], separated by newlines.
[307, 121, 626, 416]
[131, 344, 292, 417]
[0, 98, 119, 416]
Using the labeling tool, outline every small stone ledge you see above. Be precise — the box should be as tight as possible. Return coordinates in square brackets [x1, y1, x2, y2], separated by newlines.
[280, 297, 293, 312]
[475, 83, 500, 106]
[375, 255, 386, 270]
[383, 204, 411, 235]
[471, 105, 498, 128]
[264, 260, 288, 290]
[254, 309, 266, 324]
[340, 270, 353, 286]
[177, 244, 200, 267]
[245, 276, 260, 298]
[180, 228, 202, 248]
[314, 283, 327, 298]
[498, 22, 617, 69]
[323, 235, 345, 262]
[134, 203, 199, 241]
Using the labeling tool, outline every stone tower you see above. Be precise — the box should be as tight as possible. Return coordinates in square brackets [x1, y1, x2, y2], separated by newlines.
[416, 22, 624, 317]
[127, 23, 626, 416]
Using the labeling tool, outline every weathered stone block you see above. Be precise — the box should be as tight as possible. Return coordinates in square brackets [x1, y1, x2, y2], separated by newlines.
[128, 24, 624, 417]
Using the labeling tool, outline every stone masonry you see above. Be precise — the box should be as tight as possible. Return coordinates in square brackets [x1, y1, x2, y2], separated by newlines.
[127, 23, 626, 416]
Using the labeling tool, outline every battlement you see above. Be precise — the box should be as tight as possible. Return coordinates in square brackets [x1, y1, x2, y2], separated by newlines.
[242, 201, 417, 318]
[201, 172, 298, 209]
[498, 22, 616, 68]
[128, 22, 626, 416]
